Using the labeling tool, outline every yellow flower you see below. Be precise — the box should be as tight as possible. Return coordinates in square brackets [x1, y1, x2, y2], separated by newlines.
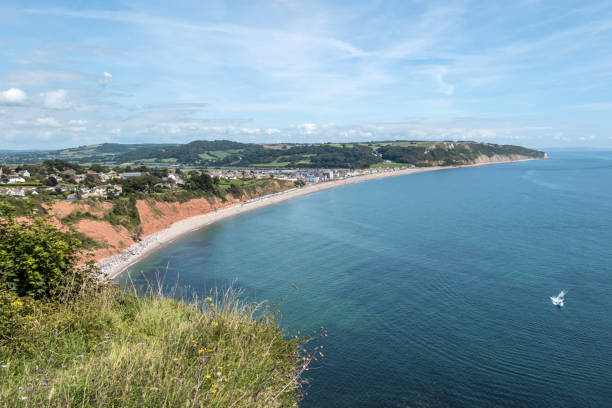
[191, 340, 197, 344]
[211, 321, 219, 327]
[10, 301, 23, 308]
[205, 297, 212, 302]
[218, 366, 223, 370]
[205, 374, 212, 379]
[211, 389, 217, 394]
[223, 378, 228, 383]
[207, 348, 213, 353]
[198, 348, 205, 355]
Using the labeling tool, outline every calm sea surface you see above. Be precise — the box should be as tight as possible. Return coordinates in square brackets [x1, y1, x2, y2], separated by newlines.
[119, 151, 612, 407]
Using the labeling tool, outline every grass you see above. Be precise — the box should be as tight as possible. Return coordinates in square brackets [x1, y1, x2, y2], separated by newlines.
[250, 162, 290, 168]
[0, 285, 312, 407]
[370, 162, 408, 168]
[198, 153, 216, 160]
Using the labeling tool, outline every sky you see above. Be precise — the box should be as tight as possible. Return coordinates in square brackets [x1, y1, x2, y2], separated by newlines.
[1, 0, 612, 150]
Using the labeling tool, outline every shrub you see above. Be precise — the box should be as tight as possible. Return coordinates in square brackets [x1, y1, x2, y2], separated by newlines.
[0, 203, 98, 300]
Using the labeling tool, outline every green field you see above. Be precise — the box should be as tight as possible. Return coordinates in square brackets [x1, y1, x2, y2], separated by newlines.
[370, 162, 408, 168]
[250, 161, 290, 167]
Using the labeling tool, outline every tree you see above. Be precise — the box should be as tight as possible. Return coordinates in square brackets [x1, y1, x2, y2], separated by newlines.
[44, 176, 58, 186]
[84, 174, 101, 187]
[228, 182, 242, 197]
[0, 204, 97, 299]
[89, 164, 107, 173]
[186, 173, 215, 192]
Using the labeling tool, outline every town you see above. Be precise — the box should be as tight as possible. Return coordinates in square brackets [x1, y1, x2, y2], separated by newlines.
[0, 160, 416, 201]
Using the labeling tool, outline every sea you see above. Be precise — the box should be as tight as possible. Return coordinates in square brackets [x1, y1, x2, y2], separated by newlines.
[118, 150, 612, 407]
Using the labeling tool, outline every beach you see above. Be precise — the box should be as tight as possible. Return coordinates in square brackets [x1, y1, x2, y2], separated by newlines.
[97, 158, 538, 279]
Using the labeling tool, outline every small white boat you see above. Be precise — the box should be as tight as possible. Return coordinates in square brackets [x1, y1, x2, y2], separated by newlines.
[551, 290, 566, 307]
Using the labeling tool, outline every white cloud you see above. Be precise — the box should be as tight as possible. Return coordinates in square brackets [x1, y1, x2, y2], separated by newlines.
[68, 119, 88, 125]
[109, 128, 121, 135]
[298, 123, 318, 134]
[435, 69, 456, 96]
[0, 88, 28, 105]
[41, 89, 73, 110]
[35, 117, 61, 127]
[101, 71, 113, 84]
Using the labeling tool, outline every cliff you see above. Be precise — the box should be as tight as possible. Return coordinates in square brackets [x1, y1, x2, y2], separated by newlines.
[44, 180, 293, 263]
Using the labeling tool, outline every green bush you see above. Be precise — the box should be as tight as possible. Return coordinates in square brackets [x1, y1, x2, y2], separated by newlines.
[0, 203, 97, 300]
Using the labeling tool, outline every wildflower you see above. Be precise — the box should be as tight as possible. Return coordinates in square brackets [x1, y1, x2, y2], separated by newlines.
[76, 355, 84, 359]
[1, 364, 7, 368]
[205, 297, 212, 302]
[198, 348, 205, 355]
[10, 301, 23, 308]
[205, 374, 212, 379]
[92, 398, 99, 403]
[211, 389, 217, 394]
[218, 366, 223, 370]
[207, 348, 213, 353]
[211, 321, 219, 327]
[19, 396, 28, 401]
[191, 340, 197, 344]
[223, 378, 228, 382]
[18, 386, 24, 391]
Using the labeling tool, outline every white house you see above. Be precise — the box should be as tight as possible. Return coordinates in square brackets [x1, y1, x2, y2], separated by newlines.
[7, 176, 26, 183]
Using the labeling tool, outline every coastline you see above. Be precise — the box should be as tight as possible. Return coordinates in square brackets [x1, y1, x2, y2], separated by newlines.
[97, 157, 540, 279]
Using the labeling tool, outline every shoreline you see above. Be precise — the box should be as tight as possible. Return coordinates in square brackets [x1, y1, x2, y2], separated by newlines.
[97, 157, 540, 279]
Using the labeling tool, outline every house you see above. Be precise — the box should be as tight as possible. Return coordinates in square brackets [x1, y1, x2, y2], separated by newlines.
[167, 174, 184, 185]
[121, 172, 142, 179]
[7, 176, 26, 183]
[19, 170, 30, 178]
[0, 187, 26, 197]
[99, 171, 118, 182]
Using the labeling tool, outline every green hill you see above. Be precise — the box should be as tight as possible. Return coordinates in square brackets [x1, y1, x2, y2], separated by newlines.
[0, 140, 546, 169]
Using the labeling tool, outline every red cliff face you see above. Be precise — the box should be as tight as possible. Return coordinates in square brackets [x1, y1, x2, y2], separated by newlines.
[45, 180, 293, 263]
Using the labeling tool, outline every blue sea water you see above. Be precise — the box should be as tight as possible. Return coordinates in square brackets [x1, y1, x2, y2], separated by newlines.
[119, 151, 612, 407]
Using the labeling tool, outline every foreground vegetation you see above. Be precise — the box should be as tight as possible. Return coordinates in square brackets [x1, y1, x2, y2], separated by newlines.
[1, 287, 308, 407]
[0, 208, 311, 407]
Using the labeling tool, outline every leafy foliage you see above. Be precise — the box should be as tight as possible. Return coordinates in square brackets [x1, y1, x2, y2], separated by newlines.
[0, 204, 97, 300]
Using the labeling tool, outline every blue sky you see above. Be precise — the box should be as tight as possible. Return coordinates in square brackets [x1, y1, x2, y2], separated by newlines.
[1, 0, 611, 149]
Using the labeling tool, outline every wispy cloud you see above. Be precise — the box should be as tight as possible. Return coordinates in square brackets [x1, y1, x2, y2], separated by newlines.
[0, 1, 610, 148]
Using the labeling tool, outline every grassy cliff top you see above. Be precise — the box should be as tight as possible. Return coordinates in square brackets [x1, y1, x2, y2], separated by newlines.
[0, 286, 310, 407]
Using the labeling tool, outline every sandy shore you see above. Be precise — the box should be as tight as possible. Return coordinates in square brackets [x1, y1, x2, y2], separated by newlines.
[97, 158, 539, 279]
